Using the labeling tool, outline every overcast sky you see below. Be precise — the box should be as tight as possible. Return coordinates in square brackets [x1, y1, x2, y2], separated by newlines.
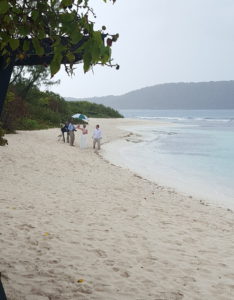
[47, 0, 234, 98]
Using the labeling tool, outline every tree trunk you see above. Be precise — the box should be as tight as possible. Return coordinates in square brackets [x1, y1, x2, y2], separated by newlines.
[0, 58, 14, 116]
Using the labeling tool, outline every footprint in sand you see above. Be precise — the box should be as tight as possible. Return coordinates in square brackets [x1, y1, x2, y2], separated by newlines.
[121, 271, 130, 278]
[26, 295, 50, 300]
[112, 267, 119, 272]
[77, 284, 93, 294]
[154, 291, 184, 300]
[104, 259, 115, 266]
[18, 224, 35, 231]
[95, 249, 107, 258]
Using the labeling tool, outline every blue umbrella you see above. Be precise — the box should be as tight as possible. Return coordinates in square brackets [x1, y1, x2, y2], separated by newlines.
[72, 113, 89, 122]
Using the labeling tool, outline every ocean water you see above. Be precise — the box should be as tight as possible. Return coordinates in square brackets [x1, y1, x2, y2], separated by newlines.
[104, 110, 234, 208]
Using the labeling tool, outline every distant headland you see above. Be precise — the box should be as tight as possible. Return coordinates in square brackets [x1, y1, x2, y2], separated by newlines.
[66, 81, 234, 109]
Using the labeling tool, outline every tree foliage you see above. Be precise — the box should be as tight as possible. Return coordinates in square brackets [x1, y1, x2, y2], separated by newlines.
[11, 66, 60, 98]
[0, 0, 119, 76]
[67, 100, 122, 118]
[0, 80, 123, 132]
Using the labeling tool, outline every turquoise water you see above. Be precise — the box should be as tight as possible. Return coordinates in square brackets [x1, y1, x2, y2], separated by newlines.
[116, 110, 234, 208]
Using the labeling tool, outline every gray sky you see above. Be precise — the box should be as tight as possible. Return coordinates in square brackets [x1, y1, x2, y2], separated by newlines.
[47, 0, 234, 98]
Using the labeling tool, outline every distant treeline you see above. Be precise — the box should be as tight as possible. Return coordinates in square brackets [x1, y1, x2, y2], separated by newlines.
[68, 101, 123, 119]
[0, 74, 123, 134]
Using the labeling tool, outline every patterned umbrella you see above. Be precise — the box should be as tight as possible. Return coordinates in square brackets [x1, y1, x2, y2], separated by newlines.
[72, 113, 89, 122]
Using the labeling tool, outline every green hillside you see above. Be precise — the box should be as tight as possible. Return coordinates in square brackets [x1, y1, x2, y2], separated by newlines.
[1, 84, 123, 133]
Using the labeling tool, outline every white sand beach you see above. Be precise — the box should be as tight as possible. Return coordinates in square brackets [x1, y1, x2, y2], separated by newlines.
[1, 118, 234, 300]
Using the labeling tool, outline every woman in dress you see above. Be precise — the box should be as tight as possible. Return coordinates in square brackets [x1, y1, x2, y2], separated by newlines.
[77, 124, 88, 148]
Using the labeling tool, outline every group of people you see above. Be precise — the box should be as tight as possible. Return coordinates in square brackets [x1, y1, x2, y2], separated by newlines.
[61, 121, 102, 150]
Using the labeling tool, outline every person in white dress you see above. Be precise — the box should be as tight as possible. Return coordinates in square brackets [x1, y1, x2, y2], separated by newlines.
[77, 124, 88, 148]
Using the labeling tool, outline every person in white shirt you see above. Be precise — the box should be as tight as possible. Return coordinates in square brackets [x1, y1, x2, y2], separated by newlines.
[92, 124, 102, 150]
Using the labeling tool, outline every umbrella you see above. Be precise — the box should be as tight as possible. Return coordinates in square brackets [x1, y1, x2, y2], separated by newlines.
[72, 113, 89, 122]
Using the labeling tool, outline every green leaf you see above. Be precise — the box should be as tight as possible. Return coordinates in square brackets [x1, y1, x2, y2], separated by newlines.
[71, 30, 83, 44]
[32, 38, 45, 56]
[83, 51, 92, 73]
[4, 15, 11, 24]
[6, 57, 11, 65]
[9, 39, 20, 51]
[38, 30, 45, 40]
[0, 42, 7, 51]
[12, 7, 20, 13]
[1, 48, 8, 56]
[53, 37, 61, 47]
[51, 0, 58, 5]
[61, 0, 73, 6]
[50, 52, 63, 76]
[0, 1, 9, 14]
[0, 32, 10, 43]
[61, 12, 74, 23]
[31, 11, 39, 21]
[18, 26, 30, 36]
[100, 46, 111, 64]
[50, 60, 61, 77]
[90, 31, 103, 62]
[66, 52, 75, 63]
[23, 40, 30, 52]
[91, 44, 100, 62]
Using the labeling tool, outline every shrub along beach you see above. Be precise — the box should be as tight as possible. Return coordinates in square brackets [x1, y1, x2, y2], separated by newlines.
[0, 76, 122, 145]
[0, 79, 122, 133]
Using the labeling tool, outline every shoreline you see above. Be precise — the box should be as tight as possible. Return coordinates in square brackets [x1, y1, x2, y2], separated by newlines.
[101, 120, 234, 210]
[1, 118, 234, 299]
